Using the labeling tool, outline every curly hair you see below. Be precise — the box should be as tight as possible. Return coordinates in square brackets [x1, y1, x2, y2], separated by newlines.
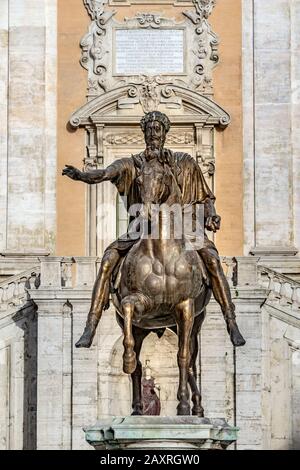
[140, 111, 171, 134]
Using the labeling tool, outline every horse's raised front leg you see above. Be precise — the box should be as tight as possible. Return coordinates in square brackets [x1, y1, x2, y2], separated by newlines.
[131, 326, 150, 415]
[175, 299, 194, 416]
[122, 297, 137, 374]
[188, 312, 205, 417]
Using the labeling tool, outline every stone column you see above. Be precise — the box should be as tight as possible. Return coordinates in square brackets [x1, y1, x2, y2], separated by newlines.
[201, 299, 235, 428]
[202, 257, 269, 449]
[291, 0, 300, 253]
[234, 287, 268, 449]
[0, 0, 57, 253]
[69, 298, 99, 450]
[34, 293, 74, 450]
[242, 0, 298, 256]
[33, 258, 69, 449]
[33, 258, 99, 449]
[0, 0, 8, 250]
[234, 256, 268, 449]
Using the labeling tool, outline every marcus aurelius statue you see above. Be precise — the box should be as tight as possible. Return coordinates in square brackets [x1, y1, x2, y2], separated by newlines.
[63, 111, 245, 416]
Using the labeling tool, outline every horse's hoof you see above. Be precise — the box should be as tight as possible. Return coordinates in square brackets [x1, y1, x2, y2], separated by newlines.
[192, 406, 204, 417]
[75, 327, 95, 348]
[229, 322, 246, 347]
[177, 403, 191, 416]
[123, 352, 137, 374]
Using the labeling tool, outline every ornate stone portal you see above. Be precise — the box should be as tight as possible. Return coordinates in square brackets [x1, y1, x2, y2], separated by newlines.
[70, 0, 230, 257]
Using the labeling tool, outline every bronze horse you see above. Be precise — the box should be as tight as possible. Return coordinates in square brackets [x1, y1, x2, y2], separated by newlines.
[112, 158, 211, 416]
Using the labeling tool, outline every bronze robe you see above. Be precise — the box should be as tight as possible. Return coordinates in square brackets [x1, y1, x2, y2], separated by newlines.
[107, 149, 217, 253]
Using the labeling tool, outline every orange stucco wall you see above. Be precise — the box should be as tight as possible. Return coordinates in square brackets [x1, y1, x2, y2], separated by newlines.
[57, 0, 243, 256]
[212, 0, 244, 256]
[57, 0, 88, 256]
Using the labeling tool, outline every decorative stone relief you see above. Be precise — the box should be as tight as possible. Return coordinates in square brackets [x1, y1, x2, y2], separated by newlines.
[192, 0, 216, 20]
[124, 12, 172, 28]
[81, 1, 116, 93]
[103, 131, 194, 146]
[104, 133, 144, 146]
[118, 76, 182, 113]
[183, 0, 218, 92]
[80, 0, 219, 97]
[167, 132, 194, 145]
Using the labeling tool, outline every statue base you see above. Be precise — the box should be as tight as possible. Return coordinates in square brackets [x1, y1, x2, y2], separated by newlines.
[85, 416, 238, 450]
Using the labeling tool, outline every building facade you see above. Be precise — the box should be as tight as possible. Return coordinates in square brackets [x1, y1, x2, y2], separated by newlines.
[0, 0, 300, 450]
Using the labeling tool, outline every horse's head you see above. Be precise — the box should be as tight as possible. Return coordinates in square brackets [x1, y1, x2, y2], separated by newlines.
[137, 160, 173, 204]
[136, 160, 181, 219]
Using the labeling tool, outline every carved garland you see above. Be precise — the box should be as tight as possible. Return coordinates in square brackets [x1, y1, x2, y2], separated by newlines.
[81, 1, 116, 93]
[183, 0, 219, 91]
[125, 12, 170, 28]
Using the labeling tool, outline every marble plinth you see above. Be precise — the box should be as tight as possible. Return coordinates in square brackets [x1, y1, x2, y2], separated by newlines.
[85, 416, 238, 450]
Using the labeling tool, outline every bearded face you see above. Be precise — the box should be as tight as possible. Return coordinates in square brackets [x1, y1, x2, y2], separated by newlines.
[144, 120, 166, 160]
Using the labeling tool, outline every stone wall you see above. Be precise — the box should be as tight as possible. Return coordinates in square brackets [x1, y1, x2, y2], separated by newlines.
[0, 257, 300, 449]
[1, 256, 300, 449]
[0, 0, 57, 255]
[242, 0, 300, 256]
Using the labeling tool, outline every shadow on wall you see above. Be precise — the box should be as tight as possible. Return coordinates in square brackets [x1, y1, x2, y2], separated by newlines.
[13, 300, 37, 450]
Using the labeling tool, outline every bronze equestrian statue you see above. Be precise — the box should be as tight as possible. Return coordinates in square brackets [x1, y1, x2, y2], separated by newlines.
[63, 111, 245, 416]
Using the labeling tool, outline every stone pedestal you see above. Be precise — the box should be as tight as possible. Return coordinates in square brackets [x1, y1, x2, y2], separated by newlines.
[85, 417, 238, 450]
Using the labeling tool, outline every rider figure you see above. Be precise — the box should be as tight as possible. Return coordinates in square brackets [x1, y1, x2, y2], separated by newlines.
[63, 111, 245, 348]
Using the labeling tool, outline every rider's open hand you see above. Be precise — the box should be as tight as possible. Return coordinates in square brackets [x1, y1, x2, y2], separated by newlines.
[62, 165, 82, 181]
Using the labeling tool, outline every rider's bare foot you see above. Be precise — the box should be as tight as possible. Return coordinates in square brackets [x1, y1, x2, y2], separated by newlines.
[227, 319, 246, 347]
[75, 325, 96, 348]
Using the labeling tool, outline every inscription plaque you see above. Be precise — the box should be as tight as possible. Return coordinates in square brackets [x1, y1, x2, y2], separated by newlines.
[115, 29, 185, 75]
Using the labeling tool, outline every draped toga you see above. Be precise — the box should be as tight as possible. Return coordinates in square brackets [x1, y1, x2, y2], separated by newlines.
[106, 149, 217, 253]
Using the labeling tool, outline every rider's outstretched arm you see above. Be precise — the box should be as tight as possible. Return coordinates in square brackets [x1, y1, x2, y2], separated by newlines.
[80, 165, 119, 184]
[62, 162, 119, 184]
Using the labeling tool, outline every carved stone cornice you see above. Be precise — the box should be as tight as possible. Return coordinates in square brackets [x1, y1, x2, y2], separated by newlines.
[69, 84, 230, 128]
